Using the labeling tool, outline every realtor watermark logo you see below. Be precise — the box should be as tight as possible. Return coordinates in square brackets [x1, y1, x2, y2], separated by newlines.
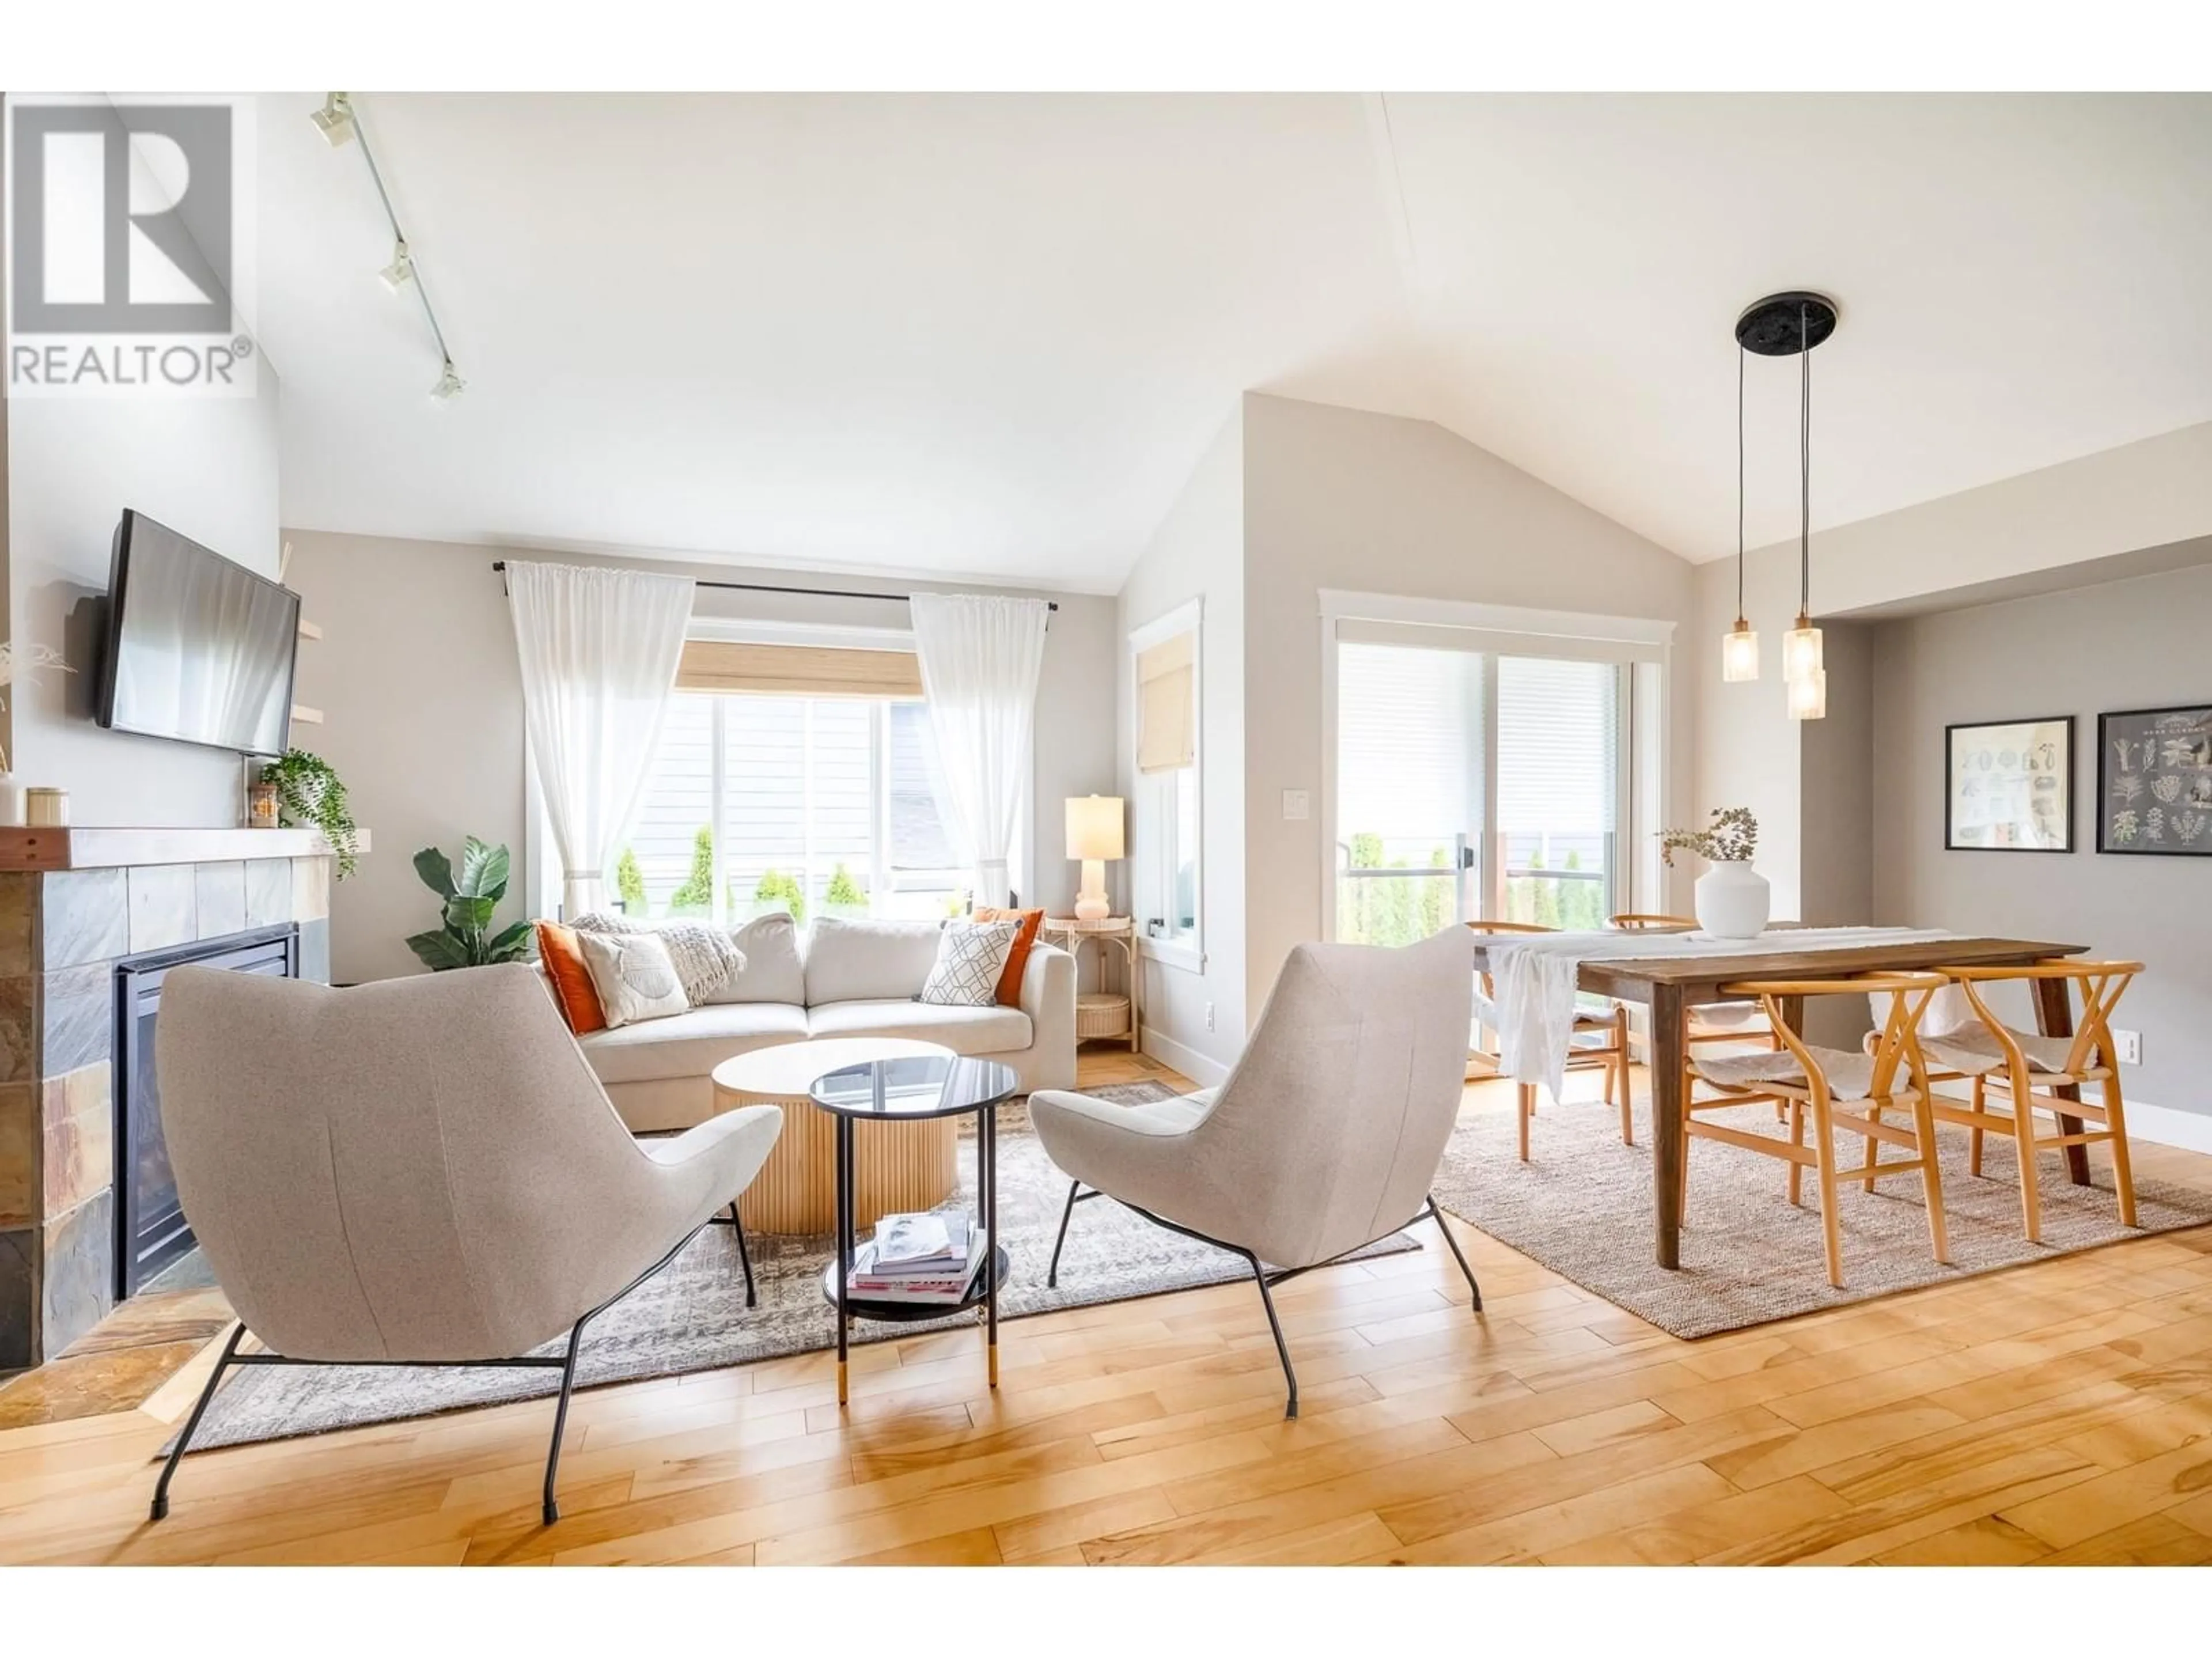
[5, 93, 257, 398]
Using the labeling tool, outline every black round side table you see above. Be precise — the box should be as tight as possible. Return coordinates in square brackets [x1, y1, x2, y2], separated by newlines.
[808, 1053, 1021, 1406]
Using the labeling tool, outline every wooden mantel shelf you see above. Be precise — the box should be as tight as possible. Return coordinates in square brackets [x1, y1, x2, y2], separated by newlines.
[0, 825, 367, 872]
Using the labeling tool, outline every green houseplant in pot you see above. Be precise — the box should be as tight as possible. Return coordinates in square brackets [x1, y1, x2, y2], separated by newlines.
[406, 836, 536, 969]
[1658, 806, 1766, 940]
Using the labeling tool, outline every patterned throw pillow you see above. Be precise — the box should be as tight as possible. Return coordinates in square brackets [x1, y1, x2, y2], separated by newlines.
[970, 905, 1044, 1006]
[919, 918, 1022, 1008]
[575, 930, 691, 1028]
[570, 913, 746, 1006]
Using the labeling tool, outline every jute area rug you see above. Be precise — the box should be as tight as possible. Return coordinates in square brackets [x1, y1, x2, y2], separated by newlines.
[180, 1084, 1415, 1452]
[1431, 1087, 2212, 1339]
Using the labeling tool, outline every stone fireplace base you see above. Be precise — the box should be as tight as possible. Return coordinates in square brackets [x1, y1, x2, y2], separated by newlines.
[0, 830, 335, 1371]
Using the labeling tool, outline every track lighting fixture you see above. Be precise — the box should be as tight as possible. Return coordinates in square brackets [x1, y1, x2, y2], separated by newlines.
[379, 239, 414, 292]
[310, 92, 355, 147]
[316, 93, 469, 399]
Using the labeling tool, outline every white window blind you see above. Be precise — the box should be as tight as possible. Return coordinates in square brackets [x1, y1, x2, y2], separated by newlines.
[1494, 657, 1619, 841]
[1335, 643, 1484, 849]
[1135, 631, 1195, 774]
[1495, 656, 1620, 929]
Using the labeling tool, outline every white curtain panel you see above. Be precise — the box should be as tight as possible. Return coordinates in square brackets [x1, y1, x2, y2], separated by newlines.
[909, 593, 1050, 908]
[507, 562, 695, 916]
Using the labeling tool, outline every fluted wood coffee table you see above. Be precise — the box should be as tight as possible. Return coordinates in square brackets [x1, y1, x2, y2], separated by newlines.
[711, 1038, 956, 1234]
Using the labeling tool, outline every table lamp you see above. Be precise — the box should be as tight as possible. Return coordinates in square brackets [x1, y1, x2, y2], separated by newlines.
[1065, 794, 1125, 922]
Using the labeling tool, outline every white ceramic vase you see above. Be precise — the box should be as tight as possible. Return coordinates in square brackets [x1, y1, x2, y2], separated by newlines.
[1694, 860, 1770, 940]
[0, 775, 20, 828]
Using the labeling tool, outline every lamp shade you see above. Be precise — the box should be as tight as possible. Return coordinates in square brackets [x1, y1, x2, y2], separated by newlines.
[1065, 794, 1125, 861]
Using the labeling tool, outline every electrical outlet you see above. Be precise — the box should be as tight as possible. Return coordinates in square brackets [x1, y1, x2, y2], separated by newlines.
[1204, 1001, 1217, 1032]
[2113, 1028, 2142, 1066]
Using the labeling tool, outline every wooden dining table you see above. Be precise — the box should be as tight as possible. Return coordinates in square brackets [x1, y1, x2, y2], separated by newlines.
[1466, 933, 2092, 1268]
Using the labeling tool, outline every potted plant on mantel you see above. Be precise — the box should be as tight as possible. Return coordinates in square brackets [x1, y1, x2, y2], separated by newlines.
[260, 749, 361, 880]
[1658, 807, 1767, 940]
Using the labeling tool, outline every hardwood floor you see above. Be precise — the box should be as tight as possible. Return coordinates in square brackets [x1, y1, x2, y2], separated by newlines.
[5, 1048, 2212, 1566]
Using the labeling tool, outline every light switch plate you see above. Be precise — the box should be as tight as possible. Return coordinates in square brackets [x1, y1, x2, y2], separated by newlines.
[1282, 789, 1310, 821]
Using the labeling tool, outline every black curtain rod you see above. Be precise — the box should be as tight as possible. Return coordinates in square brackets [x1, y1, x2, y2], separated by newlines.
[489, 560, 1057, 611]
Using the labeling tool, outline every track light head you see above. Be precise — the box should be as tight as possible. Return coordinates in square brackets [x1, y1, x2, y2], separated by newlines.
[311, 92, 355, 147]
[431, 360, 466, 400]
[380, 239, 415, 292]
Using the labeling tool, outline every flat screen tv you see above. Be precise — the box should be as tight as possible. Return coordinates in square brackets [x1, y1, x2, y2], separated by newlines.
[96, 510, 300, 756]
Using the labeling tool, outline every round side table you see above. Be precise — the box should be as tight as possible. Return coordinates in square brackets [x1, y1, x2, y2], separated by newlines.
[711, 1038, 954, 1234]
[811, 1054, 1021, 1403]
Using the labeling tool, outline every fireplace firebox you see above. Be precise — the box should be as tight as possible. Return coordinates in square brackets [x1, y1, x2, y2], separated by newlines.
[113, 925, 300, 1300]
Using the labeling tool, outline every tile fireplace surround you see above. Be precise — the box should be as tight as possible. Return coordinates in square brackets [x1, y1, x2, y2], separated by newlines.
[0, 828, 337, 1370]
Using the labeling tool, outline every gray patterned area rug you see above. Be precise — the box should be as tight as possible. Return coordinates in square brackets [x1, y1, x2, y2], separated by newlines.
[1432, 1090, 2212, 1339]
[180, 1084, 1416, 1452]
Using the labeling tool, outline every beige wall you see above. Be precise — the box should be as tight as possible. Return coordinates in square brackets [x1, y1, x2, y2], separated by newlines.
[1869, 558, 2212, 1122]
[1116, 409, 1247, 1079]
[1698, 421, 2212, 915]
[285, 530, 1118, 985]
[1238, 392, 1700, 1017]
[5, 357, 282, 824]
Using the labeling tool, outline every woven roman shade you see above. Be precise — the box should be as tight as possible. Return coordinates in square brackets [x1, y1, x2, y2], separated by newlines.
[676, 640, 923, 699]
[1135, 630, 1195, 774]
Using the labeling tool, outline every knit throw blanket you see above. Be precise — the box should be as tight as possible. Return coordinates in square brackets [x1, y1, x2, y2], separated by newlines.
[570, 913, 747, 1005]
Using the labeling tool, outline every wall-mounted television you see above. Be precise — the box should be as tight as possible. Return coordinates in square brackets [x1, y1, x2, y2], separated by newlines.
[95, 510, 300, 757]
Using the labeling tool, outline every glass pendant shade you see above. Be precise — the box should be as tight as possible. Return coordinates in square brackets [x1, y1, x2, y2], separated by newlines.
[1721, 622, 1760, 682]
[1787, 666, 1828, 721]
[1782, 619, 1824, 683]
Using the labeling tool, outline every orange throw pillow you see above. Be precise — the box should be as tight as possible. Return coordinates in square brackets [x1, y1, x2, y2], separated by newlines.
[536, 919, 607, 1035]
[972, 906, 1044, 1006]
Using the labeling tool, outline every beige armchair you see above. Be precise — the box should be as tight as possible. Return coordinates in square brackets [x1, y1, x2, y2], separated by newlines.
[150, 963, 782, 1525]
[1029, 926, 1481, 1417]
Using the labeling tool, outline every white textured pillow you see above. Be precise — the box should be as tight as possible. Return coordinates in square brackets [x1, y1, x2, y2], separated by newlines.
[576, 930, 691, 1028]
[919, 919, 1021, 1008]
[570, 914, 746, 1005]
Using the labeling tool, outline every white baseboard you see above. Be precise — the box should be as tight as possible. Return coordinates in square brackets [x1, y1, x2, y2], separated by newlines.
[1139, 1024, 1232, 1089]
[1930, 1078, 2212, 1155]
[2120, 1097, 2212, 1156]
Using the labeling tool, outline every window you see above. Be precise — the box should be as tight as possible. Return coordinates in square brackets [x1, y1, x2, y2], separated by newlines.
[1132, 602, 1201, 959]
[1328, 611, 1650, 945]
[609, 690, 966, 923]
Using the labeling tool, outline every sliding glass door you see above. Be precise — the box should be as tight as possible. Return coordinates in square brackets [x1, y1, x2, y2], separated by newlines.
[1334, 637, 1627, 942]
[1335, 643, 1482, 945]
[1494, 655, 1619, 930]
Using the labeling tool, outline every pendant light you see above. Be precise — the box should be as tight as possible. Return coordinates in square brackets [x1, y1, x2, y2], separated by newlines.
[1721, 346, 1759, 681]
[1734, 290, 1839, 720]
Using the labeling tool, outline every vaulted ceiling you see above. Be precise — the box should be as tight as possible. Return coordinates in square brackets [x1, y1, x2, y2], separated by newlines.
[256, 92, 2212, 591]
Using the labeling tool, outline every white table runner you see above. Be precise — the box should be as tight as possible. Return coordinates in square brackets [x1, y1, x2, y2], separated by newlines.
[1486, 927, 1960, 1097]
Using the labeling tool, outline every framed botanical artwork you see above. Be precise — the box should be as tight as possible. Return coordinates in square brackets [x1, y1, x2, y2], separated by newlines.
[1945, 717, 2073, 853]
[2099, 704, 2212, 855]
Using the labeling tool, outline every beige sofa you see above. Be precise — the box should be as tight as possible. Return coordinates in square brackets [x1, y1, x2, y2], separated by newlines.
[574, 914, 1078, 1131]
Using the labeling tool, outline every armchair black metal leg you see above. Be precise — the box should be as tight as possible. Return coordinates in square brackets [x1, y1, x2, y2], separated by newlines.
[1423, 1194, 1482, 1313]
[1244, 1252, 1299, 1420]
[730, 1201, 756, 1308]
[541, 1314, 593, 1525]
[1046, 1178, 1082, 1289]
[150, 1320, 248, 1522]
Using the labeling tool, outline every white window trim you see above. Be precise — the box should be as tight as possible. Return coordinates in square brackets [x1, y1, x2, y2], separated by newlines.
[1317, 589, 1677, 942]
[1130, 597, 1203, 973]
